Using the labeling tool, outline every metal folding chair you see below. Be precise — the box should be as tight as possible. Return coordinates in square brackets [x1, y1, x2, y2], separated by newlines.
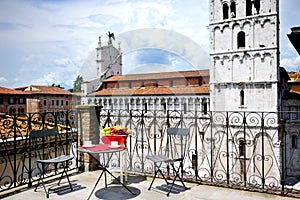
[146, 127, 190, 196]
[30, 128, 74, 198]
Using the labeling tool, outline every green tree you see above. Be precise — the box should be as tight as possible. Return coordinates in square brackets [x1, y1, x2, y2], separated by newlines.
[72, 75, 83, 92]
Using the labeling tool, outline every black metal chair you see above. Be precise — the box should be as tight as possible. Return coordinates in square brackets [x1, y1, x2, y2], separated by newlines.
[30, 128, 74, 198]
[146, 127, 190, 196]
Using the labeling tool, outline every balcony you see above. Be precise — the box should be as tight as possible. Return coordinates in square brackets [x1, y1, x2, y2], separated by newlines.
[0, 108, 300, 199]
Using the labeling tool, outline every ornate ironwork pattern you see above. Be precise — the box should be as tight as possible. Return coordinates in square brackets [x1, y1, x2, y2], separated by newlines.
[0, 111, 78, 194]
[97, 109, 288, 194]
[1, 108, 299, 196]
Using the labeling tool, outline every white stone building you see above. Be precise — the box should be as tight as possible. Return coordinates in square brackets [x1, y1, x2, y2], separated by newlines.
[82, 34, 122, 96]
[209, 0, 280, 112]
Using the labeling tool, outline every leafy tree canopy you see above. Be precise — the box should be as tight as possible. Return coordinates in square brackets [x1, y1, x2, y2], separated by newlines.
[72, 75, 83, 92]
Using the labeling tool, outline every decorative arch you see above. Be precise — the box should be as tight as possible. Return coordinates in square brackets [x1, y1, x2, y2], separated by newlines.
[221, 24, 230, 32]
[242, 21, 252, 29]
[262, 18, 271, 27]
[232, 22, 240, 30]
[232, 54, 240, 61]
[214, 26, 221, 33]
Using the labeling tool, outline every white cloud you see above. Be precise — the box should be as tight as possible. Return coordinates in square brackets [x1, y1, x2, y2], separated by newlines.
[281, 56, 300, 72]
[30, 72, 57, 86]
[0, 77, 7, 84]
[0, 0, 299, 89]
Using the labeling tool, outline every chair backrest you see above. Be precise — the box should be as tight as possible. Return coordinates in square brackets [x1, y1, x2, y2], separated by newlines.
[30, 128, 67, 160]
[165, 128, 189, 160]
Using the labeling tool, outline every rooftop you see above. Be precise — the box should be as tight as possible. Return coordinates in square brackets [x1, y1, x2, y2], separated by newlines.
[103, 70, 209, 82]
[15, 85, 72, 95]
[94, 85, 210, 96]
[0, 86, 26, 95]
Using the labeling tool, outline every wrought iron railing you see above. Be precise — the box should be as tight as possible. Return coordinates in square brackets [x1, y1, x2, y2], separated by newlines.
[1, 108, 299, 197]
[0, 111, 78, 195]
[96, 109, 298, 195]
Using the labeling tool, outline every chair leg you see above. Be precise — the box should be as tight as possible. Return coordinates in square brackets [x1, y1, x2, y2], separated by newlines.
[166, 163, 189, 196]
[35, 163, 50, 198]
[148, 168, 159, 190]
[36, 176, 49, 198]
[148, 163, 169, 191]
[58, 162, 73, 191]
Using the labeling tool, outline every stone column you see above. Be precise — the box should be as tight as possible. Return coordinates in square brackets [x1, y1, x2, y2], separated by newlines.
[77, 105, 101, 171]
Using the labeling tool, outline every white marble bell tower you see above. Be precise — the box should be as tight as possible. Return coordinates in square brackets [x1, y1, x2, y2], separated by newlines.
[209, 0, 280, 112]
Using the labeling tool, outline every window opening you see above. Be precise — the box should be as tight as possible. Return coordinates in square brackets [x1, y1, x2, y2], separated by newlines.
[163, 102, 167, 113]
[223, 3, 229, 19]
[230, 2, 236, 18]
[9, 98, 15, 104]
[240, 90, 245, 106]
[238, 32, 245, 49]
[254, 0, 260, 14]
[183, 102, 187, 113]
[246, 0, 252, 16]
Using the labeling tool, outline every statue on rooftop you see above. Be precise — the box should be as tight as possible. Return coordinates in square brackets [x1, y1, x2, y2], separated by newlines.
[107, 31, 115, 45]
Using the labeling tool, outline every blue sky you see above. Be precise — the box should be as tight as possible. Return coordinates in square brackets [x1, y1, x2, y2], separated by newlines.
[0, 0, 299, 89]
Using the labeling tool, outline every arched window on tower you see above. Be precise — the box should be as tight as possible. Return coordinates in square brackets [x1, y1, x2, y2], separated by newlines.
[223, 3, 229, 20]
[254, 0, 260, 14]
[230, 2, 236, 18]
[240, 89, 245, 106]
[237, 31, 246, 49]
[246, 0, 252, 16]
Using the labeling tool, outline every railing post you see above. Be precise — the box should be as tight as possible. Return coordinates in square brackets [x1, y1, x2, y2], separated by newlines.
[279, 118, 286, 195]
[76, 105, 101, 171]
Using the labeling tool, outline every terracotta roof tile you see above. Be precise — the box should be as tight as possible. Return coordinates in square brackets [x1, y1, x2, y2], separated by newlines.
[0, 86, 26, 95]
[103, 70, 209, 82]
[15, 85, 72, 95]
[93, 85, 209, 96]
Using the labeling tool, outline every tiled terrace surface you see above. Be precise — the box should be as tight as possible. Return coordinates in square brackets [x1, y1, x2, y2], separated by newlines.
[1, 171, 299, 200]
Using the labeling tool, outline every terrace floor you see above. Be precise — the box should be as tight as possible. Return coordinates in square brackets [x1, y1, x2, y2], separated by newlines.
[2, 170, 299, 200]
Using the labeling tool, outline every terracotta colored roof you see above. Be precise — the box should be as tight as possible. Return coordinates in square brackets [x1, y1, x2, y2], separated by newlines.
[93, 85, 209, 96]
[103, 70, 209, 82]
[15, 85, 72, 95]
[0, 86, 26, 95]
[288, 72, 300, 82]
